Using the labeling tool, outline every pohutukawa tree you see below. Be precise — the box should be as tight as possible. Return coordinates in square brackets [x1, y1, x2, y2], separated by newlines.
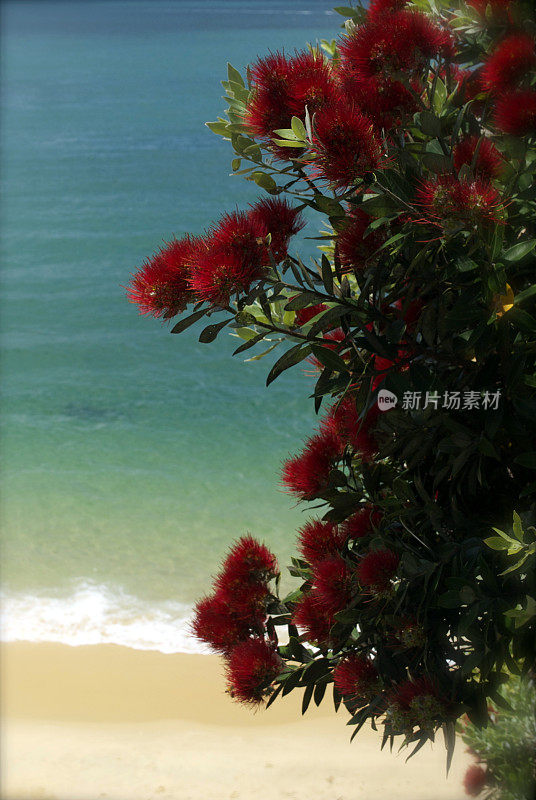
[128, 0, 536, 768]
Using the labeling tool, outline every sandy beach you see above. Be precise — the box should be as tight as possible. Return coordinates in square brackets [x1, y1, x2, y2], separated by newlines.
[1, 642, 471, 800]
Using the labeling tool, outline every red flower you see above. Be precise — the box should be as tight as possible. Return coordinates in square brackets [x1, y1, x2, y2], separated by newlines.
[333, 654, 378, 703]
[482, 34, 536, 94]
[191, 593, 264, 653]
[463, 765, 488, 796]
[356, 548, 399, 592]
[128, 236, 201, 318]
[281, 429, 341, 500]
[216, 535, 278, 615]
[337, 209, 384, 272]
[340, 72, 417, 130]
[453, 136, 503, 180]
[389, 676, 445, 730]
[416, 176, 504, 228]
[313, 556, 354, 613]
[494, 90, 536, 136]
[248, 197, 304, 262]
[323, 397, 379, 461]
[297, 519, 348, 565]
[226, 637, 282, 704]
[341, 504, 382, 540]
[390, 676, 439, 710]
[339, 11, 454, 82]
[188, 211, 267, 306]
[244, 50, 337, 154]
[367, 0, 407, 19]
[294, 302, 328, 327]
[292, 590, 335, 645]
[311, 101, 382, 188]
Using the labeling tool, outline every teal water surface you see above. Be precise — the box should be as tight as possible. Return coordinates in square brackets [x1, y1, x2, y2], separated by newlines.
[1, 0, 340, 637]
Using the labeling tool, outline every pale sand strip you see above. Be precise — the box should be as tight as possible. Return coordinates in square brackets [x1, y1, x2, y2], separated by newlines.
[1, 643, 469, 800]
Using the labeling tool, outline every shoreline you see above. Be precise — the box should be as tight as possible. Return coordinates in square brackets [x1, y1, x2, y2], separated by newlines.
[1, 642, 471, 799]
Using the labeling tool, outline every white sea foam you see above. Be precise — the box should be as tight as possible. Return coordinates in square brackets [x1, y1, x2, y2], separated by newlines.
[1, 582, 211, 655]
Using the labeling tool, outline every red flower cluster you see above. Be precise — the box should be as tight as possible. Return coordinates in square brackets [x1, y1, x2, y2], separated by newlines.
[417, 176, 504, 229]
[226, 637, 282, 705]
[192, 535, 278, 651]
[312, 555, 354, 613]
[339, 9, 453, 82]
[129, 198, 303, 315]
[463, 764, 488, 797]
[389, 676, 445, 731]
[337, 209, 384, 272]
[311, 101, 382, 187]
[244, 50, 338, 153]
[292, 590, 335, 646]
[453, 136, 503, 180]
[341, 504, 382, 540]
[333, 654, 378, 705]
[356, 548, 399, 593]
[297, 519, 348, 565]
[127, 235, 201, 318]
[281, 429, 341, 500]
[483, 34, 536, 94]
[323, 397, 380, 462]
[494, 91, 536, 136]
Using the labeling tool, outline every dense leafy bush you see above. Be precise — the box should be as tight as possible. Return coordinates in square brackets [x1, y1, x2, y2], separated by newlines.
[128, 0, 536, 765]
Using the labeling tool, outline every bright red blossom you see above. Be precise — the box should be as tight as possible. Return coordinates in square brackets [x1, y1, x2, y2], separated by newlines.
[128, 235, 201, 318]
[482, 34, 536, 94]
[311, 101, 382, 187]
[339, 11, 453, 81]
[191, 593, 264, 653]
[297, 519, 348, 565]
[292, 590, 335, 645]
[323, 397, 379, 461]
[294, 302, 327, 327]
[357, 548, 399, 592]
[216, 535, 278, 615]
[463, 764, 488, 797]
[248, 197, 304, 261]
[333, 654, 378, 703]
[453, 136, 503, 180]
[313, 556, 354, 613]
[341, 504, 382, 540]
[337, 209, 384, 272]
[494, 90, 536, 136]
[340, 72, 417, 130]
[281, 429, 341, 500]
[416, 176, 504, 228]
[226, 637, 282, 705]
[244, 50, 337, 155]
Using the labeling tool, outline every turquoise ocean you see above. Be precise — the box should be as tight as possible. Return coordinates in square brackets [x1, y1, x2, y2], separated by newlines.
[1, 0, 339, 652]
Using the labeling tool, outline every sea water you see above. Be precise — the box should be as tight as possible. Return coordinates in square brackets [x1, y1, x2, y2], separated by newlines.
[1, 0, 340, 652]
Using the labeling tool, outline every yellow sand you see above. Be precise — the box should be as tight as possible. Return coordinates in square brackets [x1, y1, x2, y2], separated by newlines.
[1, 642, 470, 799]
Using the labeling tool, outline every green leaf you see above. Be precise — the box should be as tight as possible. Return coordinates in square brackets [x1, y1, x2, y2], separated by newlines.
[311, 345, 349, 373]
[321, 254, 334, 294]
[419, 111, 442, 137]
[422, 152, 451, 174]
[198, 318, 230, 343]
[514, 452, 536, 469]
[314, 195, 346, 217]
[504, 307, 536, 334]
[272, 138, 307, 148]
[205, 120, 230, 137]
[514, 284, 536, 305]
[302, 682, 314, 714]
[227, 62, 244, 88]
[266, 343, 312, 386]
[504, 239, 536, 261]
[291, 116, 307, 141]
[484, 536, 509, 551]
[249, 171, 277, 193]
[170, 308, 206, 334]
[285, 291, 323, 312]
